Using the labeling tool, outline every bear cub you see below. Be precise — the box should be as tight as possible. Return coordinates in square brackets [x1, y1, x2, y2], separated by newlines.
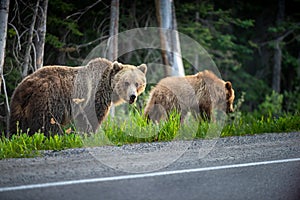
[144, 70, 234, 122]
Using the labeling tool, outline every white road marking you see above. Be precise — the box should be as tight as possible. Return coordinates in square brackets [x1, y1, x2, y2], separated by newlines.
[1, 157, 300, 192]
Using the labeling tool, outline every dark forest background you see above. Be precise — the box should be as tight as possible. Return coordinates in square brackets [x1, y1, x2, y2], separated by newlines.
[1, 0, 299, 131]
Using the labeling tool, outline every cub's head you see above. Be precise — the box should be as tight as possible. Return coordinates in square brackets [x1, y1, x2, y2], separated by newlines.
[112, 61, 147, 105]
[225, 81, 235, 113]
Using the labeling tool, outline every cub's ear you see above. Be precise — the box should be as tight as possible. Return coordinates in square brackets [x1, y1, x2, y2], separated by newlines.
[112, 61, 123, 71]
[225, 81, 232, 90]
[196, 72, 202, 78]
[137, 64, 147, 74]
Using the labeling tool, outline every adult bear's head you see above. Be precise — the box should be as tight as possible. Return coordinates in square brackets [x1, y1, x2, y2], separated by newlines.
[111, 61, 147, 105]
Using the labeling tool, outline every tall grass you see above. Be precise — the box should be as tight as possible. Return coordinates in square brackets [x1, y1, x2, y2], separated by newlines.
[221, 113, 300, 137]
[1, 110, 299, 159]
[0, 133, 83, 159]
[83, 109, 181, 147]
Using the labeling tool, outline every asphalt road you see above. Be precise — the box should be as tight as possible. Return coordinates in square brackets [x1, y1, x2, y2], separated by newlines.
[0, 132, 300, 200]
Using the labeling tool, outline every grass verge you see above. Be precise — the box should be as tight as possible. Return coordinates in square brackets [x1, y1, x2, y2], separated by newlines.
[221, 113, 300, 137]
[0, 133, 83, 159]
[1, 112, 299, 159]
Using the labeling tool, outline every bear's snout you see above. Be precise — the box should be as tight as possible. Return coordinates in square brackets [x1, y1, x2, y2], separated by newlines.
[129, 94, 136, 104]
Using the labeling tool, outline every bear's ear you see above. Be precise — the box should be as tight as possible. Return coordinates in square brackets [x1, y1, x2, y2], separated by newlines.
[137, 64, 147, 74]
[225, 81, 232, 90]
[112, 61, 123, 71]
[196, 72, 202, 78]
[225, 81, 233, 96]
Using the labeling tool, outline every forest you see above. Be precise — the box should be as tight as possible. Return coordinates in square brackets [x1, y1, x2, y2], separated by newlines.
[0, 0, 299, 133]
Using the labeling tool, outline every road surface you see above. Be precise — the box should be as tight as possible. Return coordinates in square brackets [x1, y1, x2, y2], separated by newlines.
[0, 132, 299, 200]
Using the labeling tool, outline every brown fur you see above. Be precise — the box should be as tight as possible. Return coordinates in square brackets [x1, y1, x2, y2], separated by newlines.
[9, 58, 147, 136]
[144, 70, 234, 122]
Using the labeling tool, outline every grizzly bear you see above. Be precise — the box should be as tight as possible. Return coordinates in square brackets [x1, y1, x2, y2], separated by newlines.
[9, 58, 147, 136]
[144, 70, 234, 122]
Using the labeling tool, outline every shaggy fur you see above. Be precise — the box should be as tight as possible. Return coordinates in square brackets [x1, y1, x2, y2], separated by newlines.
[9, 58, 147, 136]
[144, 70, 234, 122]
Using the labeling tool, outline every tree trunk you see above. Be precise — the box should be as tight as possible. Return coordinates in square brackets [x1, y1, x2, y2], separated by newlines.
[107, 0, 119, 117]
[0, 0, 10, 93]
[155, 0, 185, 77]
[0, 0, 10, 134]
[155, 0, 171, 76]
[272, 40, 282, 92]
[22, 0, 40, 78]
[272, 0, 285, 92]
[107, 0, 119, 61]
[35, 0, 48, 70]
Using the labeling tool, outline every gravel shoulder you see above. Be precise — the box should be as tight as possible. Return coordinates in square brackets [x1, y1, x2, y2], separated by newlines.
[0, 132, 299, 188]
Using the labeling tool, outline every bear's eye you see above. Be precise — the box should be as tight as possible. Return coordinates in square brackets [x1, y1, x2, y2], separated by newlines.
[124, 82, 130, 87]
[135, 82, 139, 87]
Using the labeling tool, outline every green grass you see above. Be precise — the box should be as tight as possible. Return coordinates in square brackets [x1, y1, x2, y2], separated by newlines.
[0, 133, 83, 159]
[221, 113, 300, 137]
[1, 111, 299, 159]
[83, 110, 181, 147]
